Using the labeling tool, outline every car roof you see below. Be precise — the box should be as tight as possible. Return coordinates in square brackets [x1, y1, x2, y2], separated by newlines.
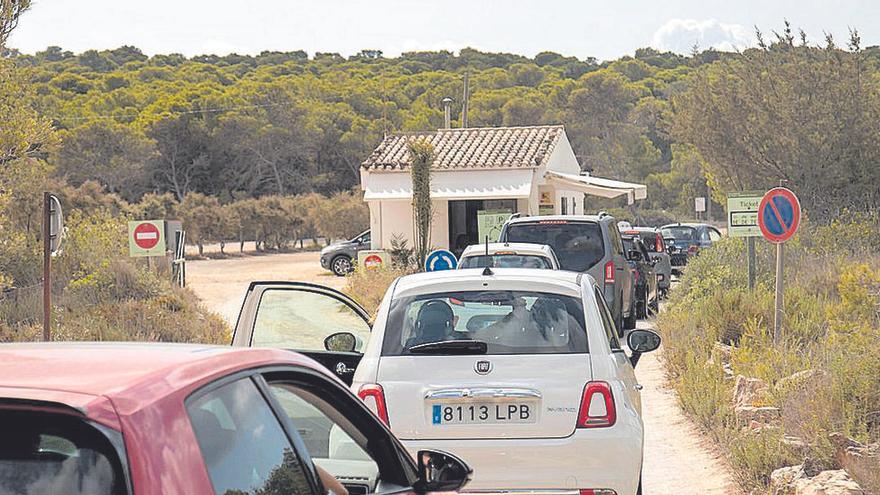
[0, 342, 326, 417]
[460, 242, 554, 257]
[625, 227, 658, 233]
[393, 268, 592, 298]
[505, 214, 605, 225]
[661, 223, 708, 228]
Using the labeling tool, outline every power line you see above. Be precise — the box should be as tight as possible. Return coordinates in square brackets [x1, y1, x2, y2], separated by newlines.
[49, 100, 297, 123]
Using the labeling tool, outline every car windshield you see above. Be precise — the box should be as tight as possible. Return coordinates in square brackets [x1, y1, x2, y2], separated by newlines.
[504, 222, 604, 272]
[662, 226, 697, 242]
[459, 254, 552, 269]
[0, 410, 125, 495]
[382, 290, 588, 356]
[622, 238, 635, 253]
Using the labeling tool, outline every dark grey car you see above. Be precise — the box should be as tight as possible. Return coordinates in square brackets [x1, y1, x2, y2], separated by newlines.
[320, 229, 371, 276]
[660, 223, 723, 275]
[622, 227, 672, 297]
[499, 213, 634, 335]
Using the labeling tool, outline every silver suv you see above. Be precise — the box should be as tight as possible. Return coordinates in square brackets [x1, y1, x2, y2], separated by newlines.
[319, 229, 371, 276]
[499, 214, 634, 334]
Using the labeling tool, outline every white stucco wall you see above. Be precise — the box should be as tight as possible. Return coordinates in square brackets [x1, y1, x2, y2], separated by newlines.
[369, 199, 450, 250]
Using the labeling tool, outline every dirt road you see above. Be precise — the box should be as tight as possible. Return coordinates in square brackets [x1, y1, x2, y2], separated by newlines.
[187, 251, 345, 324]
[188, 251, 739, 494]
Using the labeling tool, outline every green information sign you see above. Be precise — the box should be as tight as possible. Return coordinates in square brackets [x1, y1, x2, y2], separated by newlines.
[128, 220, 166, 257]
[727, 192, 763, 238]
[477, 210, 511, 242]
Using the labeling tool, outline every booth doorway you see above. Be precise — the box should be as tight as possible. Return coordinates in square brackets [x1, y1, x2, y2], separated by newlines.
[448, 199, 517, 256]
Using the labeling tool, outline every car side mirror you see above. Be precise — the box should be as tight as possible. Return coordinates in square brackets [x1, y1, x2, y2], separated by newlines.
[324, 332, 358, 352]
[627, 329, 661, 368]
[415, 449, 472, 493]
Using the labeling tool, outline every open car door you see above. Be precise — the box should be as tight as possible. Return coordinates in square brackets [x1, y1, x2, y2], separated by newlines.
[232, 281, 371, 385]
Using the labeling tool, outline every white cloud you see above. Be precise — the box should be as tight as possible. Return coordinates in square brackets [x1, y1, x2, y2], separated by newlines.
[651, 19, 755, 54]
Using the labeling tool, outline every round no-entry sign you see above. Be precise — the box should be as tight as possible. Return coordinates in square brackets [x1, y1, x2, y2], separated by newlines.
[758, 187, 801, 243]
[134, 222, 161, 249]
[128, 220, 166, 257]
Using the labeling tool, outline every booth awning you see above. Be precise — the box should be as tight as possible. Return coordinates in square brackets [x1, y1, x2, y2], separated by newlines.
[543, 171, 647, 205]
[362, 169, 533, 201]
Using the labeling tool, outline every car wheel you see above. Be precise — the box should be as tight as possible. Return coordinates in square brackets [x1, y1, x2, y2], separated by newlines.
[331, 255, 353, 276]
[623, 309, 636, 331]
[636, 288, 648, 319]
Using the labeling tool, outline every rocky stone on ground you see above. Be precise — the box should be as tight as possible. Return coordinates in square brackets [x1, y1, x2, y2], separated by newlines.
[735, 404, 781, 427]
[830, 433, 880, 494]
[770, 465, 865, 495]
[733, 375, 769, 408]
[775, 369, 826, 394]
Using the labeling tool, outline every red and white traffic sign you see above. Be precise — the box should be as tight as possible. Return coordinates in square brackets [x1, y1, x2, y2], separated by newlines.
[758, 187, 801, 244]
[128, 220, 166, 257]
[133, 222, 161, 249]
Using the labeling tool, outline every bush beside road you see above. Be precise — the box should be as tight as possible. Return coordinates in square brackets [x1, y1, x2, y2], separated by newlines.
[658, 214, 880, 492]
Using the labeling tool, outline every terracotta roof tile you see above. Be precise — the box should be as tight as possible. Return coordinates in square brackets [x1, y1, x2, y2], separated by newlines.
[362, 125, 565, 170]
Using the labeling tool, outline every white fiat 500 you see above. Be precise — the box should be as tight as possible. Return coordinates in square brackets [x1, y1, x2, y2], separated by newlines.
[232, 269, 660, 495]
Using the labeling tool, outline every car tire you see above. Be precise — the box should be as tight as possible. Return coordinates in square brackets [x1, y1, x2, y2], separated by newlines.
[623, 309, 636, 331]
[636, 287, 648, 319]
[330, 255, 353, 276]
[650, 292, 660, 315]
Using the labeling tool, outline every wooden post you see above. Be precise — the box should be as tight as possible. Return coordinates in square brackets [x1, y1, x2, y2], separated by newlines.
[42, 192, 51, 341]
[747, 236, 756, 290]
[773, 242, 784, 343]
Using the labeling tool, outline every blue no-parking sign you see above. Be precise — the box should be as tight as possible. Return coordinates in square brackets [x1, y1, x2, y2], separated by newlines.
[425, 249, 458, 271]
[758, 187, 801, 244]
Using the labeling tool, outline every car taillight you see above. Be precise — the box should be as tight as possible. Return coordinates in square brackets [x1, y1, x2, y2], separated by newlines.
[633, 269, 639, 284]
[579, 490, 617, 495]
[357, 384, 389, 426]
[688, 245, 699, 254]
[604, 261, 615, 284]
[577, 381, 616, 428]
[655, 233, 664, 252]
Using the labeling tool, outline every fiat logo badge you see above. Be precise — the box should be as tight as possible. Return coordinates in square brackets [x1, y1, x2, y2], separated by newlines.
[474, 360, 492, 375]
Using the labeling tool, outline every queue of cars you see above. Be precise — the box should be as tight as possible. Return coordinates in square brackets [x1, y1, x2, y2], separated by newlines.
[1, 211, 720, 495]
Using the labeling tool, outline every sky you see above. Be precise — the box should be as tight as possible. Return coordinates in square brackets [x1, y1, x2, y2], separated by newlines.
[8, 0, 880, 61]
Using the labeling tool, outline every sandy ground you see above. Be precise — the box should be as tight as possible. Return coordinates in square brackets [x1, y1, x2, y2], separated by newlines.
[187, 251, 739, 494]
[187, 251, 345, 324]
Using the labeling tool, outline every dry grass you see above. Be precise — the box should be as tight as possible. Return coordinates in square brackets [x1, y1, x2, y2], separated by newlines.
[658, 216, 880, 491]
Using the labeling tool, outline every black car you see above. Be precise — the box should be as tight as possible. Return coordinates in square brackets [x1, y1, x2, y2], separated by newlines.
[660, 223, 723, 276]
[622, 234, 659, 325]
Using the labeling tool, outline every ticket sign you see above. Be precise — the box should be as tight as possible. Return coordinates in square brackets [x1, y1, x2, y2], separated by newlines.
[726, 192, 763, 238]
[128, 220, 166, 257]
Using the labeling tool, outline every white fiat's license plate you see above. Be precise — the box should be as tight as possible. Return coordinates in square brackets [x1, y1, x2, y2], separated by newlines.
[431, 402, 537, 425]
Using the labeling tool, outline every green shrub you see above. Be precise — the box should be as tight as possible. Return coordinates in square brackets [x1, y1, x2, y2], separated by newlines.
[658, 218, 880, 492]
[343, 267, 413, 317]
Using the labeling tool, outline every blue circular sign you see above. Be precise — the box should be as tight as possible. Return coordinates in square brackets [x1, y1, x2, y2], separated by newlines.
[425, 249, 458, 272]
[758, 187, 801, 243]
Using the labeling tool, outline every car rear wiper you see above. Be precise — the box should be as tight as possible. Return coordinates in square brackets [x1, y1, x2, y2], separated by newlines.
[408, 340, 488, 355]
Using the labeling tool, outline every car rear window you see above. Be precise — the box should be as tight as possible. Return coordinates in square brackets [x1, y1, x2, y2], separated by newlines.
[0, 410, 126, 495]
[382, 290, 588, 356]
[662, 226, 697, 241]
[504, 222, 604, 272]
[459, 254, 552, 269]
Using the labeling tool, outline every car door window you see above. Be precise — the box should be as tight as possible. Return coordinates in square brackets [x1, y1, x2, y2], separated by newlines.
[594, 287, 621, 350]
[268, 383, 381, 493]
[252, 289, 371, 351]
[708, 228, 722, 242]
[187, 378, 313, 495]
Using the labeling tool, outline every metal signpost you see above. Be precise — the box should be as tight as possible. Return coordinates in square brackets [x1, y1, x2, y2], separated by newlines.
[42, 193, 63, 341]
[425, 249, 458, 272]
[727, 191, 764, 289]
[757, 187, 801, 343]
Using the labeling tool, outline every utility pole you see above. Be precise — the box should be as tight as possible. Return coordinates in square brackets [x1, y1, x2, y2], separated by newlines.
[42, 192, 51, 341]
[441, 97, 454, 129]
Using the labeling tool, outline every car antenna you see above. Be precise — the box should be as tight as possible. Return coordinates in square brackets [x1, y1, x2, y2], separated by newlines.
[482, 235, 494, 275]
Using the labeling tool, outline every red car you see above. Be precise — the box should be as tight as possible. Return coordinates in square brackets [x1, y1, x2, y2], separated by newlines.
[0, 342, 470, 495]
